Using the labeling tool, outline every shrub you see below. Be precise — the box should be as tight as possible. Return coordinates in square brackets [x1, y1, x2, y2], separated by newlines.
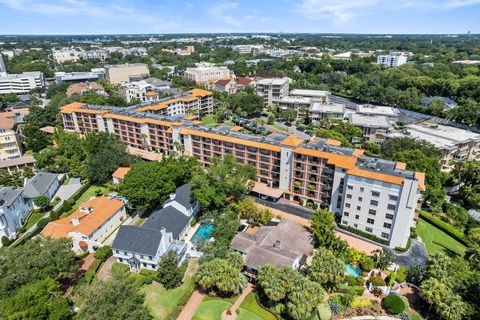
[338, 224, 389, 245]
[368, 276, 386, 287]
[351, 297, 371, 308]
[1, 236, 11, 247]
[81, 269, 95, 285]
[418, 211, 469, 245]
[410, 227, 418, 239]
[62, 199, 74, 212]
[339, 285, 365, 296]
[360, 256, 375, 271]
[94, 246, 113, 262]
[345, 275, 364, 286]
[90, 258, 103, 272]
[317, 302, 332, 320]
[383, 294, 406, 314]
[16, 227, 26, 234]
[387, 272, 397, 286]
[37, 218, 51, 229]
[49, 210, 60, 220]
[139, 269, 159, 282]
[396, 267, 407, 283]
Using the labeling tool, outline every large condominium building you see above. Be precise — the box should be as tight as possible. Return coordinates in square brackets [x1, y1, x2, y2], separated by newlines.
[0, 72, 45, 94]
[184, 65, 231, 85]
[349, 114, 392, 144]
[0, 112, 22, 161]
[62, 97, 425, 249]
[376, 54, 408, 67]
[279, 89, 335, 120]
[106, 63, 150, 84]
[256, 78, 290, 106]
[389, 122, 480, 171]
[278, 96, 312, 119]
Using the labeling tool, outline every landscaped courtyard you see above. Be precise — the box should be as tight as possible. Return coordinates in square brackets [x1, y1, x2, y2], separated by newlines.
[416, 218, 466, 256]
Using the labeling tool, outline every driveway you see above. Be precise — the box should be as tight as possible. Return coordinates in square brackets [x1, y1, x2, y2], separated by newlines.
[54, 177, 82, 201]
[394, 239, 429, 267]
[255, 198, 313, 219]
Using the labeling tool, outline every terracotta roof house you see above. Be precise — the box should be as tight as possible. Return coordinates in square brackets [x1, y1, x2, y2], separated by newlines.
[66, 81, 106, 97]
[213, 78, 236, 94]
[230, 219, 314, 273]
[236, 76, 253, 91]
[41, 197, 127, 252]
[112, 184, 199, 272]
[112, 167, 131, 184]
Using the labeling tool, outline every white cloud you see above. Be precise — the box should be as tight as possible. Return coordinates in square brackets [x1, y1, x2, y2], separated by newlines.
[298, 0, 480, 24]
[208, 2, 242, 26]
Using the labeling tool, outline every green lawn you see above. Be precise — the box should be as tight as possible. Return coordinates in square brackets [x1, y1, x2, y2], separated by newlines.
[61, 185, 110, 218]
[193, 300, 232, 320]
[144, 277, 196, 320]
[239, 293, 277, 320]
[23, 210, 45, 230]
[201, 115, 218, 127]
[416, 218, 466, 256]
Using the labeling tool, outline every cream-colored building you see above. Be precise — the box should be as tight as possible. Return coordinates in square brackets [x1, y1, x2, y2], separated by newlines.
[184, 64, 231, 85]
[106, 63, 150, 85]
[52, 48, 83, 63]
[256, 77, 290, 106]
[0, 112, 22, 161]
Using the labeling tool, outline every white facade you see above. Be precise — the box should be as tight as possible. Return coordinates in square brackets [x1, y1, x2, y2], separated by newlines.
[121, 80, 171, 103]
[184, 64, 231, 85]
[377, 55, 408, 67]
[0, 72, 45, 94]
[52, 49, 84, 63]
[256, 78, 290, 106]
[0, 187, 33, 241]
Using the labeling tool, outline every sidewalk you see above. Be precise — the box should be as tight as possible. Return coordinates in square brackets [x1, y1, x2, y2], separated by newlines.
[176, 289, 205, 320]
[222, 283, 254, 320]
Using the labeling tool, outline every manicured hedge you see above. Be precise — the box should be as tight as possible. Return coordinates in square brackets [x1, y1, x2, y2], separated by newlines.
[383, 294, 406, 314]
[418, 211, 469, 245]
[368, 276, 386, 287]
[338, 224, 389, 245]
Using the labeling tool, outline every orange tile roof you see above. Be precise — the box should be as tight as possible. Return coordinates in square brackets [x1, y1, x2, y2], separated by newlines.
[282, 135, 304, 147]
[396, 162, 407, 170]
[192, 120, 202, 125]
[61, 102, 86, 114]
[184, 115, 198, 121]
[180, 128, 281, 152]
[347, 167, 404, 185]
[230, 126, 243, 132]
[104, 114, 145, 123]
[112, 167, 130, 180]
[136, 96, 198, 112]
[145, 92, 158, 96]
[145, 118, 175, 127]
[293, 147, 358, 169]
[352, 149, 365, 157]
[41, 197, 125, 238]
[166, 128, 173, 133]
[189, 88, 213, 97]
[326, 139, 342, 146]
[416, 171, 426, 190]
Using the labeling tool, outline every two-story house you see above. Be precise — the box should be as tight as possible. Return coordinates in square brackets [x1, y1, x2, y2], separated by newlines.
[0, 186, 33, 241]
[112, 184, 199, 272]
[23, 172, 61, 206]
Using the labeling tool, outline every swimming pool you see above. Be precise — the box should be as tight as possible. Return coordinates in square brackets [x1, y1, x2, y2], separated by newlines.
[345, 264, 362, 277]
[191, 224, 215, 244]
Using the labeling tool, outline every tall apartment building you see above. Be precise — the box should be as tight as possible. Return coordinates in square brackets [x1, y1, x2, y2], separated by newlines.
[0, 112, 22, 161]
[0, 72, 45, 94]
[106, 63, 150, 84]
[62, 97, 424, 249]
[376, 54, 408, 67]
[184, 64, 231, 85]
[389, 122, 480, 171]
[256, 78, 290, 106]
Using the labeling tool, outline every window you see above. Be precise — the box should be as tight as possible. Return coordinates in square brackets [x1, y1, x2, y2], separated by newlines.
[343, 221, 348, 225]
[347, 185, 353, 190]
[360, 187, 364, 192]
[368, 209, 376, 215]
[381, 232, 389, 239]
[119, 258, 123, 262]
[344, 212, 349, 217]
[370, 200, 378, 206]
[355, 215, 359, 219]
[345, 203, 351, 208]
[384, 223, 392, 229]
[358, 197, 363, 202]
[385, 213, 394, 220]
[389, 195, 398, 201]
[115, 250, 119, 254]
[347, 194, 352, 199]
[367, 218, 375, 224]
[371, 190, 380, 197]
[365, 227, 373, 233]
[357, 206, 361, 210]
[354, 223, 358, 228]
[387, 204, 396, 211]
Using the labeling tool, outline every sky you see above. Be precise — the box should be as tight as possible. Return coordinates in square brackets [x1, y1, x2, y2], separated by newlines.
[0, 0, 479, 35]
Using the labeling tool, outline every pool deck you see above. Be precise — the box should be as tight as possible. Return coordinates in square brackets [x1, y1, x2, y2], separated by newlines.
[184, 223, 201, 243]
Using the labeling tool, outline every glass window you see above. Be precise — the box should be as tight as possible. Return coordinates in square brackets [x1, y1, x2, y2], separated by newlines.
[389, 194, 398, 201]
[358, 197, 363, 202]
[385, 213, 394, 220]
[347, 185, 353, 190]
[384, 223, 392, 229]
[355, 215, 359, 219]
[360, 187, 364, 192]
[370, 200, 379, 206]
[387, 204, 396, 211]
[371, 190, 380, 197]
[367, 218, 375, 224]
[347, 194, 352, 199]
[381, 232, 389, 239]
[344, 212, 349, 217]
[365, 227, 373, 233]
[345, 203, 351, 208]
[368, 209, 376, 215]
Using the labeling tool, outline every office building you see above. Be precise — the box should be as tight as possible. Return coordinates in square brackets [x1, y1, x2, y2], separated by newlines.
[106, 63, 150, 84]
[389, 122, 480, 171]
[256, 77, 290, 106]
[348, 114, 392, 144]
[0, 112, 22, 161]
[62, 98, 425, 248]
[184, 64, 231, 85]
[0, 72, 45, 94]
[55, 69, 105, 84]
[377, 54, 408, 67]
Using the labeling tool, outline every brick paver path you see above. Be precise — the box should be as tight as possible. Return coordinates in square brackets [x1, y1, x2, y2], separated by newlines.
[222, 283, 254, 320]
[176, 289, 205, 320]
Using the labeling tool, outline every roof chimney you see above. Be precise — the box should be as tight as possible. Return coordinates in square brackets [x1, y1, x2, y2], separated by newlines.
[169, 193, 176, 201]
[160, 227, 166, 235]
[71, 217, 80, 226]
[273, 240, 282, 249]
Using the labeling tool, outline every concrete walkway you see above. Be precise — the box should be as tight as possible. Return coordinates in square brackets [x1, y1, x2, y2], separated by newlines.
[222, 283, 254, 320]
[97, 255, 116, 281]
[52, 177, 83, 211]
[176, 289, 205, 320]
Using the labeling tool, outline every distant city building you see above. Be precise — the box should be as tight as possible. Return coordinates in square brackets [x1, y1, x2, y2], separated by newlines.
[55, 69, 105, 84]
[106, 63, 150, 85]
[256, 77, 290, 106]
[120, 78, 171, 103]
[389, 122, 480, 171]
[212, 78, 236, 94]
[376, 54, 408, 67]
[52, 48, 83, 63]
[308, 103, 346, 123]
[356, 104, 399, 118]
[421, 96, 458, 110]
[0, 71, 45, 94]
[0, 112, 22, 161]
[0, 54, 6, 76]
[184, 64, 231, 86]
[175, 46, 195, 56]
[66, 82, 106, 97]
[289, 89, 330, 103]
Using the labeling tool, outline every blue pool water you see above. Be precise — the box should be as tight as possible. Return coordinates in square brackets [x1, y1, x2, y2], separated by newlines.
[345, 264, 362, 277]
[191, 224, 215, 244]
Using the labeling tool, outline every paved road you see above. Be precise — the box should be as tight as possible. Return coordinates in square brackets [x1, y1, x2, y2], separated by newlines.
[255, 198, 314, 219]
[394, 239, 429, 267]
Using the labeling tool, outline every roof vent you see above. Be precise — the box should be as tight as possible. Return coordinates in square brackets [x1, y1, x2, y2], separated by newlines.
[273, 240, 282, 249]
[80, 206, 94, 214]
[169, 193, 176, 201]
[71, 217, 80, 226]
